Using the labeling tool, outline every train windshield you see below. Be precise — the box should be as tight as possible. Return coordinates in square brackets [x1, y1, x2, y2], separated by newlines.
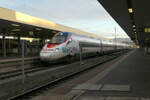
[49, 32, 68, 44]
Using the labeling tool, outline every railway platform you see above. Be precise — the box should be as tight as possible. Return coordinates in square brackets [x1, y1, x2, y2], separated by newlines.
[74, 48, 150, 100]
[31, 49, 150, 100]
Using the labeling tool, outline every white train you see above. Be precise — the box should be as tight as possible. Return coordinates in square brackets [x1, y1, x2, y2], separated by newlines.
[40, 32, 130, 62]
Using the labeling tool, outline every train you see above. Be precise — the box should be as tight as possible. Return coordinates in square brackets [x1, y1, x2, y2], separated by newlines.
[40, 32, 130, 62]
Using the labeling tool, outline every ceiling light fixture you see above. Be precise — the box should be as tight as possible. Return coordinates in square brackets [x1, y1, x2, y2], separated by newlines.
[128, 8, 133, 13]
[132, 25, 136, 28]
[52, 31, 57, 33]
[11, 29, 20, 31]
[29, 31, 34, 35]
[11, 24, 20, 27]
[36, 28, 42, 31]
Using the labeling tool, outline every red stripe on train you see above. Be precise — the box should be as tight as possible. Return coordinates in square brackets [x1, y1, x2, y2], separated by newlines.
[47, 44, 59, 48]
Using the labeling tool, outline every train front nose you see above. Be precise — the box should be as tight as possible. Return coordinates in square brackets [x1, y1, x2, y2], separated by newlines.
[40, 49, 61, 61]
[40, 52, 55, 61]
[40, 52, 50, 61]
[40, 43, 62, 62]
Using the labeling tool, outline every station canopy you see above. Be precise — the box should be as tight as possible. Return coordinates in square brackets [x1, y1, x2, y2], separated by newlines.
[98, 0, 150, 46]
[0, 7, 107, 40]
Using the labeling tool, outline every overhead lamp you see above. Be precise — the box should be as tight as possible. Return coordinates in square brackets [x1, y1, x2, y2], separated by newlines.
[132, 25, 136, 28]
[52, 31, 57, 33]
[45, 39, 50, 42]
[144, 27, 150, 33]
[36, 28, 42, 31]
[145, 28, 148, 32]
[11, 29, 20, 31]
[29, 31, 34, 35]
[21, 37, 33, 43]
[11, 24, 20, 27]
[10, 32, 15, 34]
[128, 8, 133, 13]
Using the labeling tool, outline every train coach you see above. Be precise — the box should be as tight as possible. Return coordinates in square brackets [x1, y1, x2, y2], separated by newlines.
[40, 32, 129, 62]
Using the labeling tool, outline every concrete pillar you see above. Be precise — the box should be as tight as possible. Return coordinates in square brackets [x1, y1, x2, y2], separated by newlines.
[8, 38, 10, 50]
[1, 28, 7, 57]
[37, 41, 40, 54]
[2, 35, 6, 57]
[24, 41, 28, 56]
[41, 39, 45, 46]
[21, 40, 25, 84]
[18, 35, 21, 55]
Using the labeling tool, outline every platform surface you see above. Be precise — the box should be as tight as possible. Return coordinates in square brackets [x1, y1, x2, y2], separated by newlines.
[77, 48, 150, 99]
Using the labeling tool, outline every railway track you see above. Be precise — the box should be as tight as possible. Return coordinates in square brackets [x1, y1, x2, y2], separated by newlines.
[0, 57, 40, 74]
[0, 50, 129, 100]
[0, 57, 40, 67]
[0, 60, 69, 80]
[5, 50, 129, 100]
[0, 51, 116, 80]
[0, 67, 45, 80]
[0, 51, 121, 80]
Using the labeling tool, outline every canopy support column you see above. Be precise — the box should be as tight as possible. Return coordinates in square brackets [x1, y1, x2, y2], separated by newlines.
[18, 35, 21, 55]
[2, 35, 6, 57]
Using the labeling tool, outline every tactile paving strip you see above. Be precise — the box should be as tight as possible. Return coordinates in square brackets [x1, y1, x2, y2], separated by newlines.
[73, 83, 102, 90]
[101, 84, 130, 92]
[77, 96, 150, 100]
[106, 97, 138, 100]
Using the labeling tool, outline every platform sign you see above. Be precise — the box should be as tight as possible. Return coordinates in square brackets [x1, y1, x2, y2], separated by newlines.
[144, 27, 150, 33]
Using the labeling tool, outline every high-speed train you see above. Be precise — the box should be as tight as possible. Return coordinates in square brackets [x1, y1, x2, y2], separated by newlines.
[40, 32, 130, 62]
